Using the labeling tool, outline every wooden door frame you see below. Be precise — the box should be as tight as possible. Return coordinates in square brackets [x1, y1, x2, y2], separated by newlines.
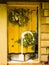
[7, 2, 41, 63]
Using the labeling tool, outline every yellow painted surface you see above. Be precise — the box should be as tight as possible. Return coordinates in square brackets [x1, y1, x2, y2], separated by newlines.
[8, 7, 37, 53]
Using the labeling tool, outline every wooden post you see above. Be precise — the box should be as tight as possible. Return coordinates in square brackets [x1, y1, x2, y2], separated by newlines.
[0, 4, 7, 65]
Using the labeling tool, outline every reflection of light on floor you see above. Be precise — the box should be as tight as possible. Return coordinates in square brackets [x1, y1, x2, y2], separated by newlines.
[19, 54, 24, 61]
[26, 59, 33, 62]
[8, 60, 39, 63]
[11, 54, 24, 61]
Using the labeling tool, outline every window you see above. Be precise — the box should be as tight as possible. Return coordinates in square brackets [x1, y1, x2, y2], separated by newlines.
[7, 3, 38, 62]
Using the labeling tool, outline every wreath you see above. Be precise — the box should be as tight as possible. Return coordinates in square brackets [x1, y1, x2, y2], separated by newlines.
[23, 33, 35, 47]
[8, 9, 30, 26]
[16, 32, 37, 48]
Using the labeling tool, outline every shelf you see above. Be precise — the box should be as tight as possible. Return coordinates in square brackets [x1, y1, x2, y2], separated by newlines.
[41, 46, 49, 48]
[41, 15, 49, 17]
[41, 31, 49, 33]
[41, 39, 49, 41]
[41, 9, 49, 17]
[41, 32, 49, 33]
[42, 9, 49, 10]
[41, 23, 49, 25]
[41, 54, 49, 55]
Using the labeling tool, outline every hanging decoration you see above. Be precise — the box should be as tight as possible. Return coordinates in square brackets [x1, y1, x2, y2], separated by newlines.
[16, 32, 37, 48]
[8, 9, 31, 26]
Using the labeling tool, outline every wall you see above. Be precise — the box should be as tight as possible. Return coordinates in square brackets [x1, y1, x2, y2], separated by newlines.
[40, 3, 49, 61]
[0, 4, 7, 65]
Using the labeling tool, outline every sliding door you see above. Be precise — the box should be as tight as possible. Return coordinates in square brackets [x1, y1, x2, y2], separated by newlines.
[7, 3, 39, 62]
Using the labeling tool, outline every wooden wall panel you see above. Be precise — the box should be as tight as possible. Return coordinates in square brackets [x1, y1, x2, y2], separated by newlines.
[41, 48, 46, 54]
[41, 17, 49, 24]
[41, 34, 49, 40]
[41, 41, 49, 46]
[0, 4, 7, 65]
[41, 55, 48, 61]
[40, 2, 49, 62]
[40, 25, 49, 32]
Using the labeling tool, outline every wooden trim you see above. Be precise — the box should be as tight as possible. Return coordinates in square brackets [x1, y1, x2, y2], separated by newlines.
[0, 4, 7, 65]
[7, 2, 39, 6]
[8, 63, 39, 65]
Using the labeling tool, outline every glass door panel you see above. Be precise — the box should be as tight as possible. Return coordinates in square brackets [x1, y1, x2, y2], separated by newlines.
[7, 5, 38, 62]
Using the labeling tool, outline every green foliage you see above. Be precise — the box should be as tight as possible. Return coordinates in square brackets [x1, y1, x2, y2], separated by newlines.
[23, 33, 35, 47]
[8, 9, 30, 26]
[16, 32, 37, 48]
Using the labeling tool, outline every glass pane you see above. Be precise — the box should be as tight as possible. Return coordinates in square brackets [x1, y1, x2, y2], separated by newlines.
[7, 6, 38, 62]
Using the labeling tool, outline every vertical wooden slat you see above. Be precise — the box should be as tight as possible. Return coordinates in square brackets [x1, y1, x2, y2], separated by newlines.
[38, 4, 41, 63]
[0, 4, 7, 65]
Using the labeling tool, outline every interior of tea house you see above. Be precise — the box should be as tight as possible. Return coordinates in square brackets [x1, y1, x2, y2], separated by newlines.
[0, 2, 49, 65]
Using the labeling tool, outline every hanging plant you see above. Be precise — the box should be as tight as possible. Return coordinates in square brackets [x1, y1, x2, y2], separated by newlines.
[8, 9, 30, 26]
[23, 33, 35, 47]
[16, 32, 37, 48]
